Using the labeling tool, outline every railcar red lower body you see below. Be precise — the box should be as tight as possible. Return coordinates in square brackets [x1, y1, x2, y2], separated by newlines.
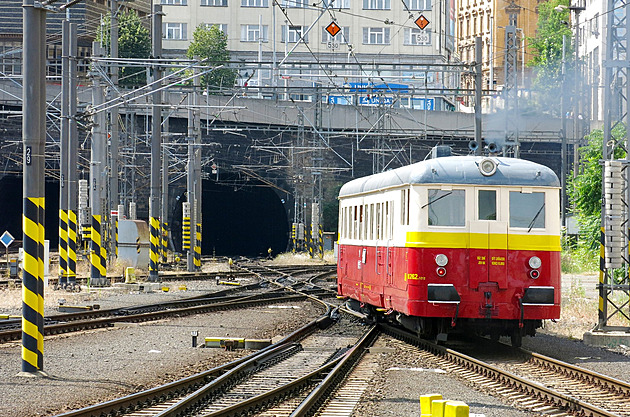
[337, 244, 560, 343]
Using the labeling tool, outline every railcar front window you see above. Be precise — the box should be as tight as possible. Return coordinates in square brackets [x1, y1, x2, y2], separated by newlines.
[509, 192, 545, 229]
[478, 190, 496, 220]
[427, 189, 465, 226]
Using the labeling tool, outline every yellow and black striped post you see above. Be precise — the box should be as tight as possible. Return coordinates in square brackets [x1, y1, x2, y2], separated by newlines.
[90, 214, 106, 283]
[161, 221, 168, 263]
[194, 223, 201, 268]
[58, 209, 68, 286]
[22, 0, 46, 374]
[318, 226, 324, 259]
[22, 198, 44, 372]
[149, 217, 160, 276]
[598, 227, 606, 329]
[67, 209, 77, 285]
[291, 223, 296, 253]
[308, 226, 314, 258]
[182, 202, 191, 252]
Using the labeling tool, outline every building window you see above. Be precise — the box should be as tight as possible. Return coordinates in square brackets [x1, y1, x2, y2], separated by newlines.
[282, 26, 308, 43]
[281, 0, 307, 7]
[404, 28, 431, 45]
[161, 0, 187, 4]
[201, 0, 227, 5]
[241, 24, 269, 42]
[324, 0, 350, 7]
[204, 23, 228, 33]
[163, 23, 187, 40]
[402, 0, 430, 10]
[362, 27, 390, 44]
[241, 0, 268, 6]
[363, 0, 390, 10]
[321, 26, 350, 44]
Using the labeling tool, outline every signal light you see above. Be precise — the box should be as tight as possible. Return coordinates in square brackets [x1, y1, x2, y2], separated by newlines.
[436, 267, 447, 277]
[529, 269, 540, 279]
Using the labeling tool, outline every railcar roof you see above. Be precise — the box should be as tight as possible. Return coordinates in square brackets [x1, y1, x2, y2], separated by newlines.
[339, 156, 560, 197]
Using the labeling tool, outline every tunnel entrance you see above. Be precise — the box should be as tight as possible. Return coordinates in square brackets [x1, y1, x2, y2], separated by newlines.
[172, 179, 290, 258]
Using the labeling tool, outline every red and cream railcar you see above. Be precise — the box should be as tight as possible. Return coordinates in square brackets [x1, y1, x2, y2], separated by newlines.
[336, 155, 561, 346]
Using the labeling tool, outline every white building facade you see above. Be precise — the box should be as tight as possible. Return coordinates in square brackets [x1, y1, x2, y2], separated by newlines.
[157, 0, 462, 110]
[576, 0, 604, 122]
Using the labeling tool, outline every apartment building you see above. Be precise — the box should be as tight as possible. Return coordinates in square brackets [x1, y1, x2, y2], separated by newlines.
[456, 0, 540, 95]
[576, 0, 603, 121]
[158, 0, 462, 109]
[0, 0, 151, 77]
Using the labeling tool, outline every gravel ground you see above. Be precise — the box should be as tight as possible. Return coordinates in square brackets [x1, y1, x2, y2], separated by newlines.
[0, 274, 324, 417]
[1, 263, 629, 417]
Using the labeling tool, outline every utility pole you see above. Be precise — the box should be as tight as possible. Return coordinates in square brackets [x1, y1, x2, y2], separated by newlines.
[596, 0, 630, 334]
[58, 19, 70, 288]
[560, 35, 567, 227]
[67, 22, 78, 288]
[161, 118, 169, 264]
[194, 64, 202, 269]
[109, 0, 120, 262]
[21, 0, 46, 374]
[474, 36, 482, 155]
[503, 0, 520, 157]
[186, 63, 197, 272]
[148, 4, 163, 281]
[90, 43, 108, 287]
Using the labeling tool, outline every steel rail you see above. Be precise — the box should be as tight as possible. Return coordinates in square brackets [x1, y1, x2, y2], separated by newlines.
[53, 312, 331, 417]
[290, 325, 379, 417]
[382, 324, 622, 417]
[0, 293, 309, 343]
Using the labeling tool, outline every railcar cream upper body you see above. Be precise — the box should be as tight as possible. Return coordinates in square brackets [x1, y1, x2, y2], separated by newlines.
[338, 156, 561, 251]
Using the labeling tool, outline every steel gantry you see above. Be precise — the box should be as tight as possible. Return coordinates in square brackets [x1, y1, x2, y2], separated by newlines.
[597, 0, 630, 333]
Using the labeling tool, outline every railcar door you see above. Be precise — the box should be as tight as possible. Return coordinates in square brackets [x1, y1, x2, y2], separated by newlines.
[469, 189, 508, 289]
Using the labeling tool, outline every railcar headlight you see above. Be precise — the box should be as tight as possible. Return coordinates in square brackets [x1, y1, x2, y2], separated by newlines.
[528, 256, 542, 269]
[479, 158, 497, 176]
[436, 267, 447, 277]
[529, 270, 540, 279]
[435, 254, 449, 267]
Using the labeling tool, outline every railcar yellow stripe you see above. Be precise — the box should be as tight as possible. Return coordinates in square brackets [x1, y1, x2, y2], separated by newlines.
[405, 231, 561, 251]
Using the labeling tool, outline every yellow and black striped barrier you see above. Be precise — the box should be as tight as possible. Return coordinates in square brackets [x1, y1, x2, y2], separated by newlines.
[149, 216, 160, 275]
[161, 221, 168, 263]
[194, 223, 201, 268]
[22, 197, 44, 372]
[182, 217, 191, 251]
[90, 214, 105, 280]
[58, 209, 68, 285]
[67, 209, 77, 284]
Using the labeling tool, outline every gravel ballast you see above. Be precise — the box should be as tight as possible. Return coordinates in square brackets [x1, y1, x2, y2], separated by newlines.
[1, 268, 629, 417]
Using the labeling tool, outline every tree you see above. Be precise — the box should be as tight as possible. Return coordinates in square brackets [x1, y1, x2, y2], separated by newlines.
[187, 25, 237, 93]
[568, 126, 627, 248]
[98, 10, 151, 88]
[527, 0, 573, 115]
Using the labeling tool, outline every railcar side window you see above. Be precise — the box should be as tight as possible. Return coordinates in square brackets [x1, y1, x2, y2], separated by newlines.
[509, 192, 545, 229]
[478, 190, 497, 220]
[427, 189, 465, 226]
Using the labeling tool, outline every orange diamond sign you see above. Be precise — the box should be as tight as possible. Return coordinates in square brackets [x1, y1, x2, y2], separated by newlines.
[326, 22, 341, 37]
[415, 14, 430, 30]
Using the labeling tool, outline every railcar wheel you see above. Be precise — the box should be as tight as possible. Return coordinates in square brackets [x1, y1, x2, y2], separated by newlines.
[510, 330, 522, 348]
[490, 330, 500, 342]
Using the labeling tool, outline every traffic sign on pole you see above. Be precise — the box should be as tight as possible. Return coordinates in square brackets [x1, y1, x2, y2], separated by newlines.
[1, 231, 14, 248]
[326, 22, 341, 37]
[415, 14, 430, 30]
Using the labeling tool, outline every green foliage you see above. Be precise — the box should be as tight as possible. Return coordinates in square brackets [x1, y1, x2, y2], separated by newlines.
[527, 0, 573, 115]
[98, 10, 151, 88]
[567, 126, 626, 249]
[187, 25, 237, 92]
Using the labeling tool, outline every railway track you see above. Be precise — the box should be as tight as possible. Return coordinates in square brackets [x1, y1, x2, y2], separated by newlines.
[382, 324, 630, 417]
[0, 265, 338, 342]
[53, 310, 376, 417]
